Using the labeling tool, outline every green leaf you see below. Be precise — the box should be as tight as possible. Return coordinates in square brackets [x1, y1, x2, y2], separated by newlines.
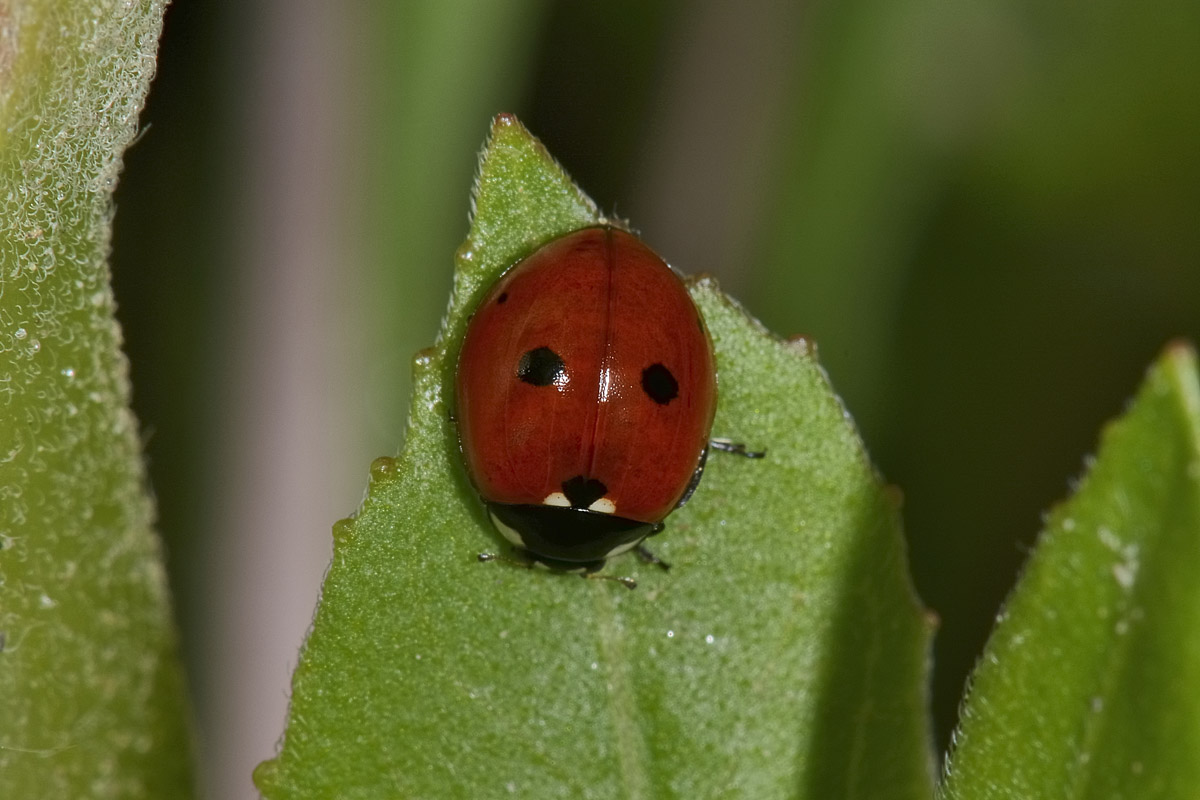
[940, 343, 1200, 800]
[0, 1, 192, 798]
[256, 114, 934, 800]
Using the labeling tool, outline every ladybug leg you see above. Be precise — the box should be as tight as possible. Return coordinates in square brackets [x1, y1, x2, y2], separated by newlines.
[674, 448, 709, 510]
[582, 571, 638, 590]
[477, 550, 533, 569]
[479, 551, 636, 590]
[709, 437, 766, 458]
[676, 439, 765, 513]
[634, 542, 671, 572]
[574, 559, 637, 589]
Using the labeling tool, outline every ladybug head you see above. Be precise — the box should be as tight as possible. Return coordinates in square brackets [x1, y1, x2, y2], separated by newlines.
[486, 501, 654, 568]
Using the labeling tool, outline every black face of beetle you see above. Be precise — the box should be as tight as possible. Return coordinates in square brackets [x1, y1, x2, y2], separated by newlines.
[486, 503, 654, 566]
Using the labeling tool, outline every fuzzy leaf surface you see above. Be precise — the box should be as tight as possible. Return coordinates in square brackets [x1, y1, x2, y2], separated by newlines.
[0, 1, 192, 798]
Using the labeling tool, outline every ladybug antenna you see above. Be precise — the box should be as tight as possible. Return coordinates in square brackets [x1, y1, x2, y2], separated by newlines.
[584, 573, 638, 590]
[634, 543, 671, 572]
[477, 551, 535, 571]
[710, 438, 766, 458]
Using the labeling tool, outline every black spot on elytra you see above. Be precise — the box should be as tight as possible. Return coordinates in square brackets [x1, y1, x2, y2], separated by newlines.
[517, 347, 565, 387]
[496, 291, 508, 304]
[562, 475, 608, 509]
[641, 363, 678, 405]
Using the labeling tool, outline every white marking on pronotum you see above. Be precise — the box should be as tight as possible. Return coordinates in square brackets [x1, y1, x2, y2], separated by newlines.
[542, 492, 570, 507]
[604, 539, 642, 559]
[588, 497, 617, 514]
[489, 512, 526, 547]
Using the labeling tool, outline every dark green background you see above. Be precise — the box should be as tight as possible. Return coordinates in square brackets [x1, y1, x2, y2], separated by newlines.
[110, 0, 1198, 778]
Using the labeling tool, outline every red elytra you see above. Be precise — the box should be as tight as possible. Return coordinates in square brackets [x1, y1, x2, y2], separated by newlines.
[455, 226, 717, 567]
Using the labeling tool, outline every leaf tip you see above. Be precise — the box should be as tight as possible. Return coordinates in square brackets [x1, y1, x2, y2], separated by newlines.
[785, 333, 818, 357]
[481, 111, 542, 161]
[467, 114, 536, 228]
[1161, 337, 1199, 392]
[1148, 339, 1200, 433]
[465, 112, 601, 251]
[1163, 337, 1197, 362]
[491, 111, 520, 130]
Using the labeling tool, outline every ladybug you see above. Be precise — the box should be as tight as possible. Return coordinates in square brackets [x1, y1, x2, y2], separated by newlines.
[455, 226, 757, 580]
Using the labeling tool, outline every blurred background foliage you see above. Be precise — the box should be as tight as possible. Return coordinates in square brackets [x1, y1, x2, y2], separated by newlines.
[109, 1, 1197, 798]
